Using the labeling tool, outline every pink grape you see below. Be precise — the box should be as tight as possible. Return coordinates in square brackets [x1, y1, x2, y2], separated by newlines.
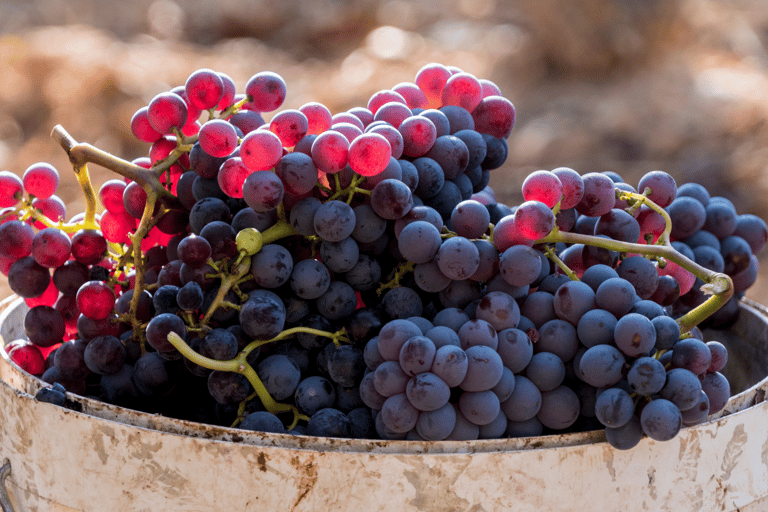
[367, 89, 407, 115]
[365, 124, 404, 160]
[373, 101, 412, 128]
[30, 196, 66, 229]
[198, 119, 238, 158]
[23, 162, 59, 199]
[244, 71, 287, 112]
[348, 133, 392, 177]
[310, 130, 350, 174]
[522, 170, 563, 209]
[270, 109, 309, 147]
[185, 68, 224, 110]
[240, 130, 283, 171]
[513, 201, 556, 240]
[32, 228, 71, 268]
[331, 122, 364, 143]
[299, 102, 333, 135]
[217, 157, 254, 198]
[399, 116, 437, 158]
[0, 171, 23, 207]
[392, 82, 429, 109]
[479, 79, 502, 98]
[415, 63, 452, 109]
[441, 72, 483, 112]
[331, 113, 365, 131]
[551, 167, 584, 210]
[130, 107, 163, 143]
[472, 96, 516, 138]
[347, 107, 374, 128]
[216, 72, 237, 111]
[100, 211, 137, 245]
[76, 281, 116, 321]
[147, 91, 188, 134]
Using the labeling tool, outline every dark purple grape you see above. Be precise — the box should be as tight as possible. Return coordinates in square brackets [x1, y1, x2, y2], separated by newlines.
[84, 335, 126, 375]
[536, 385, 580, 430]
[640, 398, 682, 441]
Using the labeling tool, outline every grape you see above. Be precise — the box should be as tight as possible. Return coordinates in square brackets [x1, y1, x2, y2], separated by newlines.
[553, 280, 596, 326]
[316, 281, 357, 321]
[176, 281, 204, 312]
[239, 290, 285, 340]
[627, 356, 666, 396]
[701, 371, 730, 415]
[459, 345, 503, 392]
[84, 335, 126, 375]
[637, 170, 677, 208]
[537, 385, 580, 430]
[24, 305, 65, 348]
[472, 96, 516, 139]
[8, 256, 51, 298]
[399, 336, 437, 376]
[577, 344, 625, 387]
[576, 309, 617, 348]
[373, 360, 410, 397]
[365, 124, 404, 160]
[399, 115, 437, 158]
[734, 213, 768, 253]
[594, 387, 634, 428]
[147, 92, 188, 134]
[397, 220, 442, 264]
[670, 338, 712, 375]
[406, 372, 451, 411]
[536, 319, 579, 363]
[707, 341, 728, 373]
[380, 393, 419, 433]
[605, 415, 644, 450]
[499, 245, 543, 287]
[23, 162, 59, 199]
[640, 398, 682, 441]
[703, 200, 737, 239]
[0, 171, 23, 209]
[313, 200, 356, 241]
[373, 101, 412, 128]
[436, 236, 479, 280]
[382, 286, 423, 319]
[667, 196, 707, 240]
[416, 402, 456, 441]
[242, 170, 284, 213]
[513, 200, 555, 240]
[500, 375, 542, 422]
[327, 344, 366, 387]
[575, 172, 616, 217]
[525, 352, 565, 392]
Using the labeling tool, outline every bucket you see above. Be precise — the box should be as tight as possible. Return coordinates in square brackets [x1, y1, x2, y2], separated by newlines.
[1, 296, 767, 512]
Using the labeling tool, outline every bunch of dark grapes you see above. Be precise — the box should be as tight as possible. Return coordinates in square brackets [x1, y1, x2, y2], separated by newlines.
[1, 63, 766, 450]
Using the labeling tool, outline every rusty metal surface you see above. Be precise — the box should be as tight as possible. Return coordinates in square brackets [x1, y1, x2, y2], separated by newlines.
[1, 297, 767, 511]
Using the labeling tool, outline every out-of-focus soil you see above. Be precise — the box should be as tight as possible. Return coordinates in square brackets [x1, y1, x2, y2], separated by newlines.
[1, 0, 768, 305]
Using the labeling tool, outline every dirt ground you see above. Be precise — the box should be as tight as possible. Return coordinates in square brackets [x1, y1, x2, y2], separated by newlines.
[1, 0, 768, 305]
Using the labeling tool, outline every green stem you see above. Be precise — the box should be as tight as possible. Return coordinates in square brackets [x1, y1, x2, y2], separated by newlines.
[544, 244, 579, 281]
[201, 256, 251, 325]
[166, 331, 310, 427]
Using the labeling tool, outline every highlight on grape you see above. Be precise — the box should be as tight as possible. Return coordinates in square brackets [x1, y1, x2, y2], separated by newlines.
[0, 63, 765, 450]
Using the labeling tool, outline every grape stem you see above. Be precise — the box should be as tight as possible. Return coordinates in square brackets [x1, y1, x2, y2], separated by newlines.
[51, 125, 175, 202]
[535, 190, 734, 333]
[165, 330, 316, 428]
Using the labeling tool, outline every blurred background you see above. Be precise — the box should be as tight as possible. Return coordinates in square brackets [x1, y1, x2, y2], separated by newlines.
[1, 0, 767, 304]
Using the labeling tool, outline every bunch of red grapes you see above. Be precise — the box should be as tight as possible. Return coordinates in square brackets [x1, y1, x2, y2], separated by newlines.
[1, 63, 766, 450]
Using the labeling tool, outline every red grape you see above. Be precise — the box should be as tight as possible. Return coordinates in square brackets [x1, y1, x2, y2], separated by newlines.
[348, 133, 392, 177]
[185, 68, 224, 110]
[77, 281, 116, 321]
[240, 130, 283, 171]
[244, 71, 287, 112]
[23, 162, 59, 199]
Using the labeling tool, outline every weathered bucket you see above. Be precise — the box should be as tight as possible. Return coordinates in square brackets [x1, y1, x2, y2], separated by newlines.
[1, 296, 767, 512]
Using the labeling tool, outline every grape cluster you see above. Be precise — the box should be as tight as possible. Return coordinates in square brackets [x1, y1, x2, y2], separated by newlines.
[1, 64, 765, 450]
